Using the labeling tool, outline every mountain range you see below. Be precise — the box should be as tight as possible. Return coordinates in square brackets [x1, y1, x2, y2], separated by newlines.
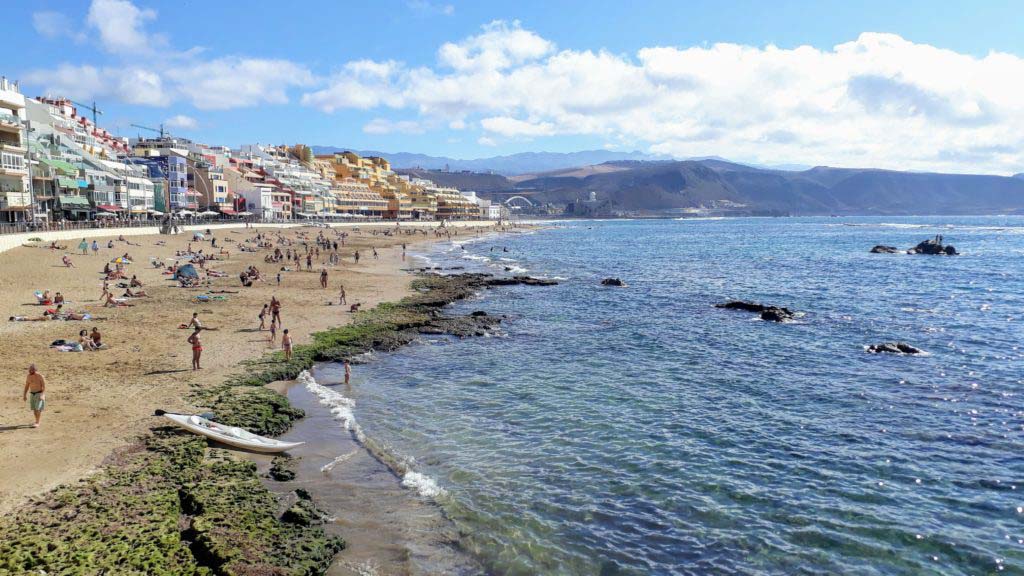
[310, 147, 669, 175]
[401, 159, 1024, 216]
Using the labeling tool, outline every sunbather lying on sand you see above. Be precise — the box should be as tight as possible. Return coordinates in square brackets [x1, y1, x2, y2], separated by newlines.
[123, 288, 149, 298]
[104, 293, 134, 307]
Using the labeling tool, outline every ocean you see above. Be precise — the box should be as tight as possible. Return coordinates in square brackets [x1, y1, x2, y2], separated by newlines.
[291, 217, 1024, 575]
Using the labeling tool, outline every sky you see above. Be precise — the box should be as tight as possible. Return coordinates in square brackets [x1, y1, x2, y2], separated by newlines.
[9, 0, 1024, 174]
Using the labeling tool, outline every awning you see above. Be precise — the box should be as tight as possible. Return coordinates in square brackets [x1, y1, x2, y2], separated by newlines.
[219, 208, 237, 215]
[96, 204, 123, 212]
[59, 194, 91, 207]
[40, 158, 80, 174]
[57, 176, 79, 189]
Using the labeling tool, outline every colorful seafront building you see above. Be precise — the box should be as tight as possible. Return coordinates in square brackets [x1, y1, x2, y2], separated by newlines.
[0, 75, 507, 224]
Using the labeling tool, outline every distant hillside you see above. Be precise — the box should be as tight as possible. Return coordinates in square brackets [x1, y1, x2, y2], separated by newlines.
[508, 160, 1024, 216]
[310, 147, 667, 175]
[395, 168, 512, 192]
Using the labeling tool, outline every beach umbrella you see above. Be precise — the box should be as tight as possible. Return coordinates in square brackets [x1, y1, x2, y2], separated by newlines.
[96, 212, 116, 218]
[198, 210, 218, 217]
[178, 210, 194, 216]
[237, 211, 253, 216]
[175, 264, 199, 279]
[112, 256, 131, 265]
[149, 210, 164, 216]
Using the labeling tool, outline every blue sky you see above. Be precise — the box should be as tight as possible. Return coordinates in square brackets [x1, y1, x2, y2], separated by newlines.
[9, 0, 1024, 173]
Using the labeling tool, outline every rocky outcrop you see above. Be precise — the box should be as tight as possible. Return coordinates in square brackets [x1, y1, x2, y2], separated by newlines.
[870, 245, 900, 254]
[908, 236, 957, 255]
[714, 301, 796, 322]
[600, 278, 627, 287]
[866, 342, 925, 354]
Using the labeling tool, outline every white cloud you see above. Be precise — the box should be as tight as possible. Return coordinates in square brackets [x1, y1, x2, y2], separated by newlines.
[33, 11, 86, 42]
[86, 0, 165, 54]
[298, 27, 1024, 174]
[438, 20, 553, 71]
[167, 58, 315, 110]
[302, 60, 403, 112]
[24, 64, 170, 106]
[165, 114, 198, 130]
[480, 116, 555, 137]
[363, 118, 426, 135]
[407, 0, 455, 16]
[477, 136, 497, 146]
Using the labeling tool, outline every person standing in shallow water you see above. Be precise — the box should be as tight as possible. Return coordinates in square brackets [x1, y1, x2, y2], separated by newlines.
[23, 364, 46, 428]
[344, 359, 351, 385]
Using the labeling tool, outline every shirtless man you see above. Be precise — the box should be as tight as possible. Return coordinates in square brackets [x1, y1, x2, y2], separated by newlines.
[270, 296, 282, 325]
[22, 364, 46, 428]
[320, 268, 328, 289]
[343, 359, 351, 385]
[187, 312, 203, 330]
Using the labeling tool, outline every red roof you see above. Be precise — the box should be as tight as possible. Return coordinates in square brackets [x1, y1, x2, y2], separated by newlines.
[96, 204, 122, 212]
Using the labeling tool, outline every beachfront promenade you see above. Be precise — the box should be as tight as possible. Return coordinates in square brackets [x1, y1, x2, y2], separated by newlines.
[0, 219, 498, 254]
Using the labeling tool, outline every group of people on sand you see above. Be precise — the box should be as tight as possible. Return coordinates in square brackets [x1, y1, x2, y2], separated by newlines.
[255, 296, 293, 359]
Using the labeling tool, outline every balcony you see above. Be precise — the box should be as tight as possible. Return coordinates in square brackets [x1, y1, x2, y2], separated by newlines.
[0, 112, 21, 133]
[0, 142, 25, 153]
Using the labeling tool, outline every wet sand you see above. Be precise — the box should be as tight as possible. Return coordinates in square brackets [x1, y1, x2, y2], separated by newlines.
[256, 371, 482, 575]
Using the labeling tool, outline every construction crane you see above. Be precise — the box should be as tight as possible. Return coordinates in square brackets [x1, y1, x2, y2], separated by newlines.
[70, 100, 102, 126]
[130, 123, 167, 139]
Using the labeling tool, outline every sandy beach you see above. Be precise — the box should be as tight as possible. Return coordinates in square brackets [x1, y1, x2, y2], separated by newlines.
[0, 221, 497, 515]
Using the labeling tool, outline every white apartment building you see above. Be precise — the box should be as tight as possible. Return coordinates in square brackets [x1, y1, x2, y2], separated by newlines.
[0, 77, 29, 221]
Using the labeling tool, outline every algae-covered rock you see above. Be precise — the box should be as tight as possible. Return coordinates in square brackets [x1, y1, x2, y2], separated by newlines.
[269, 456, 297, 481]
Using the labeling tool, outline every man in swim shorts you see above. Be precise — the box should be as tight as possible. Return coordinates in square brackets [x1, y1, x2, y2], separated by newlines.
[22, 364, 46, 428]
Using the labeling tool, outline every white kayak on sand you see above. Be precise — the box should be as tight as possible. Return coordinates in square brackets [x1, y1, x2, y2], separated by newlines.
[163, 413, 304, 453]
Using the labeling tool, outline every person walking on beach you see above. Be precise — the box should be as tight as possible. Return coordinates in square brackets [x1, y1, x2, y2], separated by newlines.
[78, 238, 88, 255]
[91, 240, 99, 255]
[258, 304, 268, 330]
[372, 247, 379, 260]
[23, 364, 46, 428]
[281, 329, 293, 361]
[338, 284, 346, 305]
[320, 268, 328, 289]
[354, 250, 360, 264]
[306, 253, 313, 271]
[402, 243, 406, 261]
[269, 320, 277, 347]
[344, 359, 351, 385]
[187, 328, 203, 370]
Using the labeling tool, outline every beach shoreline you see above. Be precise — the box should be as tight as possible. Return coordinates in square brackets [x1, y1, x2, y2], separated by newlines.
[0, 220, 499, 515]
[0, 220, 548, 575]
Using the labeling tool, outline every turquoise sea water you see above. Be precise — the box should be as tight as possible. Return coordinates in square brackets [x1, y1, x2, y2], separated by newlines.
[318, 217, 1024, 575]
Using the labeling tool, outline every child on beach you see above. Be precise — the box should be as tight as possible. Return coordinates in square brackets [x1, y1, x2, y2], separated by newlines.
[23, 364, 46, 428]
[269, 321, 277, 347]
[258, 304, 268, 330]
[281, 329, 292, 361]
[338, 284, 346, 305]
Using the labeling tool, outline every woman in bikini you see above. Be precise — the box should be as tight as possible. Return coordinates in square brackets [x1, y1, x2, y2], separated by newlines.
[187, 328, 203, 370]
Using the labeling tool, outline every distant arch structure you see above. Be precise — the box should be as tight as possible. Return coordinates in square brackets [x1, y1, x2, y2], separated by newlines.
[504, 195, 535, 208]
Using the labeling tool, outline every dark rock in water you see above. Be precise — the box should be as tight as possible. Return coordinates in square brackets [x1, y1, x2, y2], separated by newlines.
[268, 456, 296, 481]
[715, 301, 796, 322]
[908, 235, 957, 255]
[601, 278, 626, 287]
[470, 310, 488, 317]
[870, 245, 900, 254]
[867, 342, 924, 354]
[759, 307, 794, 322]
[486, 275, 558, 286]
[295, 488, 312, 501]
